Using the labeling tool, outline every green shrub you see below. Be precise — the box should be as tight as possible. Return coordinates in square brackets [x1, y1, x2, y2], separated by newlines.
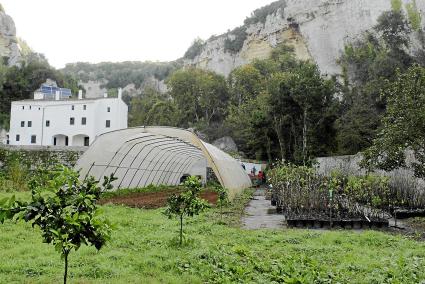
[244, 0, 286, 26]
[184, 38, 205, 60]
[406, 0, 422, 31]
[391, 0, 402, 12]
[224, 26, 247, 54]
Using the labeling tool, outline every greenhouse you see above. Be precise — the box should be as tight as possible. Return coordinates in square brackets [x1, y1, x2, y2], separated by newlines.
[75, 126, 251, 199]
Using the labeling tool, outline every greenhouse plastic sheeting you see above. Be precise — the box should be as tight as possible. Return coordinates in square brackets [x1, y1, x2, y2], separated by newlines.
[75, 127, 251, 199]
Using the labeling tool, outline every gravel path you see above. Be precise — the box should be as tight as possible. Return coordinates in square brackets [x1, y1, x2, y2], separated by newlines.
[242, 188, 286, 229]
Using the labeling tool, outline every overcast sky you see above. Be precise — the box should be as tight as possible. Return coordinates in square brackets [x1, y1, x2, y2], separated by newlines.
[2, 0, 274, 68]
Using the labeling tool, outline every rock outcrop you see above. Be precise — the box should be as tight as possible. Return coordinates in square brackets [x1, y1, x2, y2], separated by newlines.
[0, 7, 21, 66]
[79, 77, 168, 98]
[212, 136, 238, 153]
[185, 0, 425, 77]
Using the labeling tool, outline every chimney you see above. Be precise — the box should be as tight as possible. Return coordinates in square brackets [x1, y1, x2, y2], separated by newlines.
[78, 90, 83, 100]
[118, 88, 122, 100]
[55, 91, 60, 101]
[103, 92, 108, 98]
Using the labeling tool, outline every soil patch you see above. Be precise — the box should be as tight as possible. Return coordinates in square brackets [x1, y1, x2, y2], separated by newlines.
[99, 190, 218, 209]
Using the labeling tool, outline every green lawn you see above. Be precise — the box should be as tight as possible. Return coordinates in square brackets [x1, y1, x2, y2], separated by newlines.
[0, 190, 425, 283]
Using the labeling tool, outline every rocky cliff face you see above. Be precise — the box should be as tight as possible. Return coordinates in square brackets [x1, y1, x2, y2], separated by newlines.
[79, 77, 168, 98]
[185, 0, 425, 77]
[0, 7, 21, 66]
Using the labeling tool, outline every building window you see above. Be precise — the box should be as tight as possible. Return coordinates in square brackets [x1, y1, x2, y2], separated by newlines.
[84, 137, 90, 146]
[106, 120, 111, 128]
[53, 137, 57, 146]
[22, 106, 24, 110]
[65, 136, 69, 146]
[31, 135, 36, 144]
[46, 120, 50, 127]
[16, 135, 20, 142]
[107, 107, 111, 112]
[38, 107, 41, 110]
[71, 105, 75, 110]
[28, 121, 32, 127]
[21, 121, 25, 127]
[29, 106, 32, 110]
[70, 117, 75, 125]
[81, 117, 87, 125]
[83, 105, 87, 110]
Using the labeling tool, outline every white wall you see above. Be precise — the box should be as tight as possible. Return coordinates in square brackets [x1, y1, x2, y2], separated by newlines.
[8, 97, 128, 146]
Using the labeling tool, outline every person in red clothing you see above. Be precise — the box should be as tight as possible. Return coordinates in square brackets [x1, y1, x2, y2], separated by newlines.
[258, 171, 264, 184]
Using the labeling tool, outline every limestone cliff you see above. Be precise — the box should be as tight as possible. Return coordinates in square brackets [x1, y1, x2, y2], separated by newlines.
[184, 0, 425, 77]
[0, 5, 21, 65]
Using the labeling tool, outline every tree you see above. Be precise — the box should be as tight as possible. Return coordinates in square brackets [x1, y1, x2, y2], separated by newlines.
[129, 88, 178, 127]
[226, 45, 338, 163]
[214, 185, 229, 221]
[228, 64, 264, 106]
[267, 63, 337, 163]
[337, 10, 419, 154]
[184, 38, 205, 59]
[336, 94, 380, 154]
[167, 68, 229, 128]
[362, 65, 425, 178]
[0, 167, 116, 284]
[164, 176, 209, 245]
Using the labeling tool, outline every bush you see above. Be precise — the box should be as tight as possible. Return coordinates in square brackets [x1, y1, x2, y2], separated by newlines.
[224, 26, 247, 54]
[184, 38, 205, 60]
[244, 0, 286, 26]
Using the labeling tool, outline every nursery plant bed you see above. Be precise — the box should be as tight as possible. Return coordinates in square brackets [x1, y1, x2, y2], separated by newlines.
[286, 218, 389, 229]
[393, 208, 425, 219]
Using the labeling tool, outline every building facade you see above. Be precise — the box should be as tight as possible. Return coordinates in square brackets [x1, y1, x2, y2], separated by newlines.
[8, 86, 128, 146]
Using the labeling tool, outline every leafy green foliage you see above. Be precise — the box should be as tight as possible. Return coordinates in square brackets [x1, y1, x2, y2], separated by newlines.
[183, 38, 205, 59]
[213, 184, 229, 221]
[224, 26, 247, 54]
[362, 65, 425, 179]
[391, 0, 402, 12]
[129, 88, 178, 127]
[226, 45, 338, 163]
[0, 167, 116, 283]
[61, 61, 180, 89]
[244, 0, 286, 26]
[228, 64, 263, 106]
[167, 67, 229, 130]
[336, 10, 421, 154]
[164, 176, 209, 245]
[406, 0, 422, 31]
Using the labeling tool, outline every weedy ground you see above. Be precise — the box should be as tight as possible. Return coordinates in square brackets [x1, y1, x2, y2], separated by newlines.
[0, 190, 425, 283]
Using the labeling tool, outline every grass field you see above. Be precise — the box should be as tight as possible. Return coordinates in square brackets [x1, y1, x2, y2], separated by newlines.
[1, 190, 425, 283]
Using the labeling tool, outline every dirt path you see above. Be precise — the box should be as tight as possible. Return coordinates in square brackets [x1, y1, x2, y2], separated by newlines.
[242, 188, 286, 229]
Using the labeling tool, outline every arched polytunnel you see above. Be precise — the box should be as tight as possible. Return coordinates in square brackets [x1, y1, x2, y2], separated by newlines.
[75, 126, 252, 199]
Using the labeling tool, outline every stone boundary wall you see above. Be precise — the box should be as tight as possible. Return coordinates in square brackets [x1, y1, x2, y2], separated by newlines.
[316, 154, 425, 190]
[0, 144, 87, 169]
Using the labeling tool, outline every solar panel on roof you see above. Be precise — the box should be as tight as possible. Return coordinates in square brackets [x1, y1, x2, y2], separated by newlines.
[39, 84, 72, 98]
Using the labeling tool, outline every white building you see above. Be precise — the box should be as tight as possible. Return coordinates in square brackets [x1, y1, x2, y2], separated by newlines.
[7, 85, 128, 146]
